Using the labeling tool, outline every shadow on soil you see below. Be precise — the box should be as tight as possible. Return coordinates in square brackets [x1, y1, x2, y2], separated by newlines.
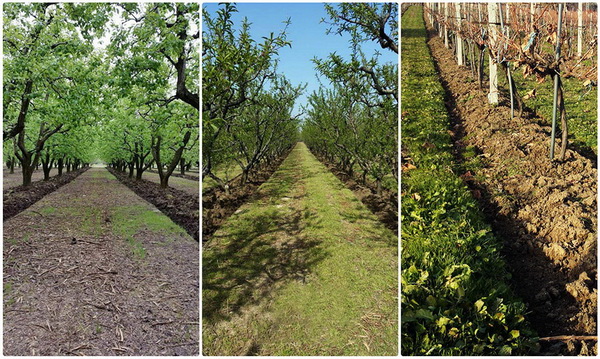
[203, 206, 326, 323]
[203, 148, 327, 323]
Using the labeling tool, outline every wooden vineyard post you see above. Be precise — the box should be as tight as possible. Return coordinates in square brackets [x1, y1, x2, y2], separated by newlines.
[444, 3, 449, 48]
[578, 2, 583, 57]
[550, 3, 565, 160]
[439, 2, 443, 38]
[498, 3, 514, 118]
[505, 3, 510, 39]
[456, 2, 463, 65]
[488, 2, 499, 104]
[530, 3, 535, 28]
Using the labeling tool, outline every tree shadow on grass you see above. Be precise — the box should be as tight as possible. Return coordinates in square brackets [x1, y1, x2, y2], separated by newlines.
[202, 204, 326, 323]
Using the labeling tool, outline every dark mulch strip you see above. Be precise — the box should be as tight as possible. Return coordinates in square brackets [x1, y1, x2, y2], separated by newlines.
[3, 167, 90, 221]
[310, 151, 398, 235]
[202, 148, 293, 241]
[147, 170, 199, 181]
[107, 168, 199, 241]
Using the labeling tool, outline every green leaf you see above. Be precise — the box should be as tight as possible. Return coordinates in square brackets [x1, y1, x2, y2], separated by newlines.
[414, 309, 434, 321]
[474, 299, 485, 312]
[436, 316, 450, 327]
[499, 345, 512, 355]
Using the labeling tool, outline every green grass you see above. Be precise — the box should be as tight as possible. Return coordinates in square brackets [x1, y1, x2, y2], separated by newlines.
[512, 70, 597, 153]
[4, 281, 13, 294]
[203, 142, 397, 356]
[202, 162, 242, 191]
[111, 205, 187, 259]
[401, 5, 537, 355]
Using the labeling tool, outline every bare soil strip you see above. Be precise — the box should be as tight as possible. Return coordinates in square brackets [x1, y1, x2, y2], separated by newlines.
[140, 171, 199, 196]
[147, 169, 199, 181]
[425, 27, 597, 354]
[108, 168, 199, 241]
[4, 168, 199, 355]
[4, 167, 89, 221]
[309, 151, 398, 235]
[202, 147, 292, 240]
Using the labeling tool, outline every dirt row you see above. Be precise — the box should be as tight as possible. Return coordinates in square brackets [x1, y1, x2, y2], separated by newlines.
[4, 167, 89, 221]
[107, 168, 199, 241]
[309, 150, 398, 235]
[147, 170, 199, 181]
[202, 148, 292, 240]
[424, 26, 597, 354]
[4, 168, 199, 355]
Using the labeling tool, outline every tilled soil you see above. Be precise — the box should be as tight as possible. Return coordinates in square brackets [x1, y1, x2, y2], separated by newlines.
[202, 148, 292, 240]
[425, 26, 597, 354]
[108, 168, 199, 241]
[3, 168, 199, 355]
[309, 150, 398, 235]
[4, 168, 89, 221]
[140, 171, 199, 197]
[148, 169, 199, 181]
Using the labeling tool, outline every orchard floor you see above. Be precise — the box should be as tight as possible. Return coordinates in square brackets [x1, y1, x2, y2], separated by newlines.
[203, 142, 398, 355]
[3, 167, 199, 355]
[141, 171, 199, 197]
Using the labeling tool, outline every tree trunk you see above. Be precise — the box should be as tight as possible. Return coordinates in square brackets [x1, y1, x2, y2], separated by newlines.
[151, 131, 192, 189]
[557, 78, 568, 160]
[42, 153, 52, 181]
[19, 150, 36, 186]
[57, 157, 64, 176]
[180, 157, 186, 175]
[376, 179, 382, 195]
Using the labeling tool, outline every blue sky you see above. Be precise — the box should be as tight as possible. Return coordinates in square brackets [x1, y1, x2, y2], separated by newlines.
[202, 2, 398, 117]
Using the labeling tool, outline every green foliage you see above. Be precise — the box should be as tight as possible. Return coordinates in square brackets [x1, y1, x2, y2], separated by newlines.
[4, 3, 111, 181]
[202, 3, 302, 187]
[401, 6, 538, 355]
[303, 3, 398, 192]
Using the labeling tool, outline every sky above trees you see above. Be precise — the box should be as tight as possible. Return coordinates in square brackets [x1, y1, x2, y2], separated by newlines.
[202, 3, 398, 117]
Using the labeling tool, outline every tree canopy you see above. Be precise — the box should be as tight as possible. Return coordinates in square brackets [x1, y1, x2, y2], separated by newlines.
[3, 3, 199, 187]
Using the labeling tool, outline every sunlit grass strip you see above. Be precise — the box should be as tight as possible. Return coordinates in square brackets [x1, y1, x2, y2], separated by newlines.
[401, 5, 538, 355]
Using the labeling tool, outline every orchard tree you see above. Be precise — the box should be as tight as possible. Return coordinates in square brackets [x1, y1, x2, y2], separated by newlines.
[111, 3, 199, 109]
[108, 3, 200, 187]
[316, 2, 398, 102]
[304, 2, 398, 193]
[145, 101, 198, 188]
[203, 3, 304, 193]
[3, 3, 110, 185]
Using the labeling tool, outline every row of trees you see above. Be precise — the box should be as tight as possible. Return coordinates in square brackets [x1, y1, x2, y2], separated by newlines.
[202, 3, 303, 192]
[4, 3, 199, 188]
[425, 3, 597, 160]
[302, 3, 398, 194]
